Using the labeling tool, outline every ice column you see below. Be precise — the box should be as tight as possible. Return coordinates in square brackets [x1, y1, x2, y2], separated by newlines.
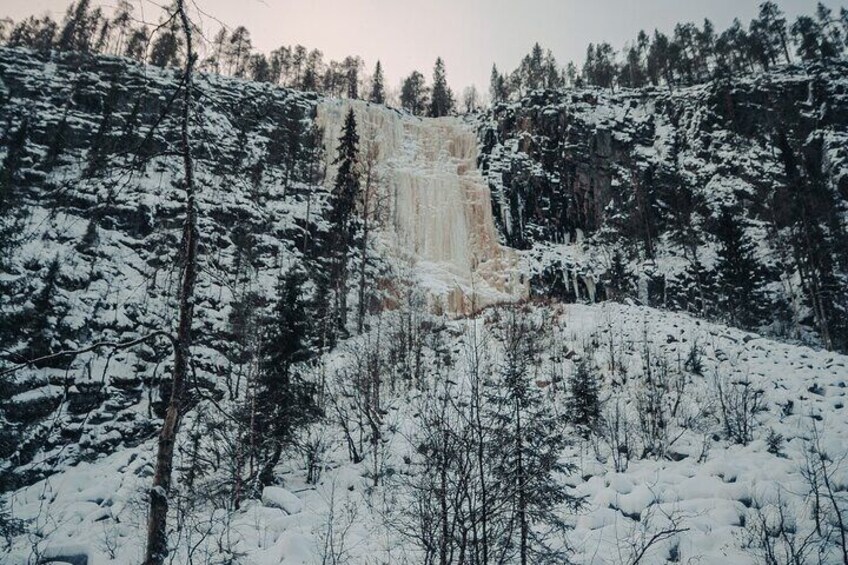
[316, 100, 527, 314]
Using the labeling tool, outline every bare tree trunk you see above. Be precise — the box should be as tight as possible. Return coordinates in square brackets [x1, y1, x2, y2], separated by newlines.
[468, 322, 490, 565]
[143, 2, 198, 563]
[357, 206, 369, 334]
[439, 425, 450, 565]
[516, 402, 528, 565]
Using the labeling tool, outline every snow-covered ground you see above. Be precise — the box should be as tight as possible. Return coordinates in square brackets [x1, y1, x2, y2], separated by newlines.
[4, 302, 846, 564]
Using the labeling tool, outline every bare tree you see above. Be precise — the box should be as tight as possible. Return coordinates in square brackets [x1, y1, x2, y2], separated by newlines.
[713, 371, 766, 445]
[355, 120, 389, 334]
[622, 502, 690, 565]
[143, 1, 200, 562]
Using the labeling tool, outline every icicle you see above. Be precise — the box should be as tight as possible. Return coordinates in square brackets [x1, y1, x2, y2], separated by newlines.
[315, 100, 527, 314]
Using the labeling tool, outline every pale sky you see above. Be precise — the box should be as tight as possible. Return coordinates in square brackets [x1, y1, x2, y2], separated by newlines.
[2, 0, 831, 90]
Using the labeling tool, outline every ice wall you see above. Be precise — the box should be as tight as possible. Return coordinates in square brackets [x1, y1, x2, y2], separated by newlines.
[316, 100, 527, 314]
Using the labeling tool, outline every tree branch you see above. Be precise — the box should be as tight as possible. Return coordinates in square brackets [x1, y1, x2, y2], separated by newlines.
[0, 331, 176, 377]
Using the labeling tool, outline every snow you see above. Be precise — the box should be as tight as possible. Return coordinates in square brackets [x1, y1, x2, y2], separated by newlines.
[3, 300, 846, 564]
[261, 487, 303, 515]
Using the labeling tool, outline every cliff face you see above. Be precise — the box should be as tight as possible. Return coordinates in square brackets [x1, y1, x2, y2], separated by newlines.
[2, 45, 847, 492]
[0, 47, 323, 488]
[478, 62, 848, 350]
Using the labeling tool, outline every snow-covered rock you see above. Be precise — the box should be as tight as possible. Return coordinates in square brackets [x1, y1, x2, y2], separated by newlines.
[261, 486, 304, 515]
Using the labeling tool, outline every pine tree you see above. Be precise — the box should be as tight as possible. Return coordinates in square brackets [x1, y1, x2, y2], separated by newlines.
[109, 1, 134, 56]
[248, 53, 271, 82]
[123, 26, 148, 61]
[714, 205, 765, 328]
[226, 26, 252, 77]
[565, 358, 601, 438]
[57, 0, 98, 53]
[428, 57, 454, 117]
[791, 16, 834, 61]
[148, 25, 181, 67]
[584, 42, 617, 89]
[7, 15, 57, 52]
[621, 46, 646, 88]
[756, 2, 792, 64]
[647, 31, 675, 88]
[369, 60, 385, 104]
[342, 56, 360, 99]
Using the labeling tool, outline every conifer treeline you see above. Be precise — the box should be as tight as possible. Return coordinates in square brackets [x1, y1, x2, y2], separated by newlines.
[491, 1, 848, 102]
[3, 1, 846, 111]
[0, 0, 460, 116]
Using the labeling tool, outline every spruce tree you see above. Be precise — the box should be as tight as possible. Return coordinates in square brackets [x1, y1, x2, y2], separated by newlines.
[525, 43, 545, 90]
[714, 205, 765, 328]
[428, 57, 454, 117]
[254, 268, 320, 486]
[604, 249, 631, 302]
[489, 64, 507, 105]
[369, 60, 385, 104]
[565, 358, 601, 439]
[0, 118, 28, 209]
[0, 118, 29, 266]
[486, 308, 581, 563]
[43, 112, 69, 170]
[684, 256, 717, 318]
[25, 258, 65, 367]
[323, 108, 361, 332]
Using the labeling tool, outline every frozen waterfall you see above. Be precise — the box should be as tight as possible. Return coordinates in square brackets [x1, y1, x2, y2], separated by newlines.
[316, 100, 527, 314]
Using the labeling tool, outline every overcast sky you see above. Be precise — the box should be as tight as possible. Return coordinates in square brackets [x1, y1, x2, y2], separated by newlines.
[3, 0, 832, 90]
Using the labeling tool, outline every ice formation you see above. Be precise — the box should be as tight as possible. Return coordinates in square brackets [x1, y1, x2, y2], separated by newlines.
[316, 100, 527, 314]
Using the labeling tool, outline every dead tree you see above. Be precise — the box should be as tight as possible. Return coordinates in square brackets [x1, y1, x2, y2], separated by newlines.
[143, 1, 199, 563]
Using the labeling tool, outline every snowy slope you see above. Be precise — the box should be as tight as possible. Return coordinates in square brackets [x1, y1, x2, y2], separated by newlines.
[2, 302, 847, 564]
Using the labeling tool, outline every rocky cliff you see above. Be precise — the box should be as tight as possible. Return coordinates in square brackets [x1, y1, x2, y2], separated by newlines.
[0, 47, 324, 488]
[478, 62, 848, 351]
[2, 46, 847, 493]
